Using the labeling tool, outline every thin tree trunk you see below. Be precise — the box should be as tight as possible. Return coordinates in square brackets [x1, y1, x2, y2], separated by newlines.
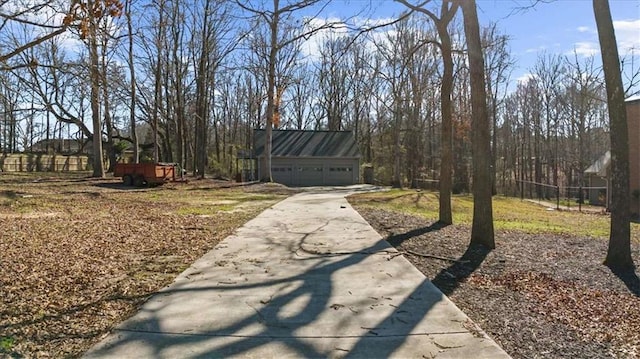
[126, 0, 138, 163]
[101, 36, 116, 172]
[438, 22, 454, 224]
[153, 0, 165, 163]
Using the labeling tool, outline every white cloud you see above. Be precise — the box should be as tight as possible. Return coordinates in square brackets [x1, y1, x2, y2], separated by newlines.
[571, 41, 599, 57]
[300, 16, 397, 62]
[525, 45, 547, 53]
[567, 19, 638, 59]
[516, 73, 537, 84]
[300, 17, 349, 61]
[613, 19, 640, 55]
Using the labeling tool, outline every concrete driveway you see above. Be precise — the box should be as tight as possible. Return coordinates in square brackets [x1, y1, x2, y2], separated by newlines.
[84, 187, 509, 358]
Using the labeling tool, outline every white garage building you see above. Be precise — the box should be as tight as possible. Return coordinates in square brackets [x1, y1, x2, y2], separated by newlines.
[253, 129, 361, 187]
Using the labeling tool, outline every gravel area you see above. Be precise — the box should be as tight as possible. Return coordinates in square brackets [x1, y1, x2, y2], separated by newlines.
[353, 206, 640, 359]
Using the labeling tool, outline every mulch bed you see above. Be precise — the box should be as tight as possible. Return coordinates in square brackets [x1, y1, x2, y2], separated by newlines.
[353, 206, 640, 359]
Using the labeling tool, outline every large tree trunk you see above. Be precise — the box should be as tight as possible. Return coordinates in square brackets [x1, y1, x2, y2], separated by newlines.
[461, 0, 495, 248]
[261, 0, 279, 183]
[88, 0, 104, 178]
[593, 0, 633, 269]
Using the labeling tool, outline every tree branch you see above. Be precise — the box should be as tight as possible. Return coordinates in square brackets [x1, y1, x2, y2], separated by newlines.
[0, 27, 67, 63]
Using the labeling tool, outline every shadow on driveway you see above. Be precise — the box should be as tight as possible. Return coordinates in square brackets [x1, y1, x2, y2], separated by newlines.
[86, 239, 448, 358]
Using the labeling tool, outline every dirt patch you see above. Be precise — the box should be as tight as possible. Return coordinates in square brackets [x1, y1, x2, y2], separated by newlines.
[0, 211, 59, 219]
[242, 182, 302, 196]
[353, 206, 640, 359]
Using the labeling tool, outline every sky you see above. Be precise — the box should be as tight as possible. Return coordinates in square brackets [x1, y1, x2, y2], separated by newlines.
[11, 0, 638, 91]
[302, 0, 640, 91]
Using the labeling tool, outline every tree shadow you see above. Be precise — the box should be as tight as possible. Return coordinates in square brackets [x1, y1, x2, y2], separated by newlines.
[84, 239, 452, 358]
[0, 291, 154, 339]
[92, 182, 152, 191]
[432, 243, 492, 296]
[608, 266, 640, 297]
[385, 221, 449, 247]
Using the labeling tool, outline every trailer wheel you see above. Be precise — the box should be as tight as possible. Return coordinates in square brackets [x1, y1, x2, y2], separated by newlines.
[122, 174, 133, 186]
[133, 176, 145, 187]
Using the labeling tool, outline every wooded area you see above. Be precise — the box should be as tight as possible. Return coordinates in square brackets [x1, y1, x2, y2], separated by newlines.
[0, 0, 637, 191]
[2, 3, 640, 351]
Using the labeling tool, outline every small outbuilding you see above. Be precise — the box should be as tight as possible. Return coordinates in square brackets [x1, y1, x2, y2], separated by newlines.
[584, 95, 640, 211]
[253, 129, 361, 186]
[584, 150, 610, 206]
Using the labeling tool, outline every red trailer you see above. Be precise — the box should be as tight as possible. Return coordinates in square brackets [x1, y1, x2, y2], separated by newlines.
[113, 162, 183, 186]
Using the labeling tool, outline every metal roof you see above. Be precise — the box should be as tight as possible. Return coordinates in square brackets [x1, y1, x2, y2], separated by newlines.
[584, 151, 610, 176]
[253, 129, 361, 158]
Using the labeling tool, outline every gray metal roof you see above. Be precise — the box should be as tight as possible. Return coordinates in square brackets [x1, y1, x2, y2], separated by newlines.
[584, 151, 610, 176]
[253, 129, 361, 158]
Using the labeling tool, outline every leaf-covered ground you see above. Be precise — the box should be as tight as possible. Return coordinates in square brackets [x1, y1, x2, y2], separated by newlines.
[350, 191, 640, 359]
[0, 173, 287, 357]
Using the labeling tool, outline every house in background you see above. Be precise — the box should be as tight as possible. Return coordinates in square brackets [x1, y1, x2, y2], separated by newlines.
[585, 96, 640, 213]
[253, 129, 361, 187]
[28, 138, 92, 155]
[584, 150, 610, 206]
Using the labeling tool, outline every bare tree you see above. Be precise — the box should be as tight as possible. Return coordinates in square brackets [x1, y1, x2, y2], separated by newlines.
[237, 0, 343, 182]
[0, 0, 72, 64]
[396, 0, 459, 224]
[593, 0, 633, 269]
[460, 0, 495, 248]
[316, 35, 351, 131]
[482, 24, 514, 195]
[124, 0, 139, 163]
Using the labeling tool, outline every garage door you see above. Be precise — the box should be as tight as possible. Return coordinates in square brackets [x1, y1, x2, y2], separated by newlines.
[296, 165, 324, 186]
[271, 165, 293, 185]
[326, 166, 354, 185]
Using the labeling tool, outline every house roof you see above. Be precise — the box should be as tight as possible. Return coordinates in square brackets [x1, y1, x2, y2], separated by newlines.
[253, 129, 360, 158]
[28, 139, 91, 153]
[626, 95, 640, 103]
[584, 151, 610, 177]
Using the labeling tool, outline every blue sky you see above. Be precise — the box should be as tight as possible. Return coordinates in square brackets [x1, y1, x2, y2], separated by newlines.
[304, 0, 640, 90]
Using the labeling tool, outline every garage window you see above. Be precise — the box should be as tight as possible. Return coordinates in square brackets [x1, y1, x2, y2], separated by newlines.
[299, 167, 323, 172]
[329, 167, 352, 172]
[273, 167, 292, 172]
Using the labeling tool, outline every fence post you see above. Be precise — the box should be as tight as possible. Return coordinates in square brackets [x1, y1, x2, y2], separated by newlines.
[556, 186, 560, 210]
[520, 180, 524, 200]
[579, 186, 582, 212]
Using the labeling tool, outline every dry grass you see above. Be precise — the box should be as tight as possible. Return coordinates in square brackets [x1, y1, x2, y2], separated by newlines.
[0, 172, 286, 358]
[349, 189, 640, 241]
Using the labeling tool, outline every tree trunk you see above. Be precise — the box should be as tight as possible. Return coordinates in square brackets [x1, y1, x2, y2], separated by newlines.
[392, 103, 402, 188]
[101, 36, 116, 172]
[438, 22, 454, 224]
[126, 0, 139, 164]
[261, 0, 279, 183]
[461, 0, 495, 248]
[153, 0, 165, 164]
[88, 0, 104, 177]
[593, 0, 633, 269]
